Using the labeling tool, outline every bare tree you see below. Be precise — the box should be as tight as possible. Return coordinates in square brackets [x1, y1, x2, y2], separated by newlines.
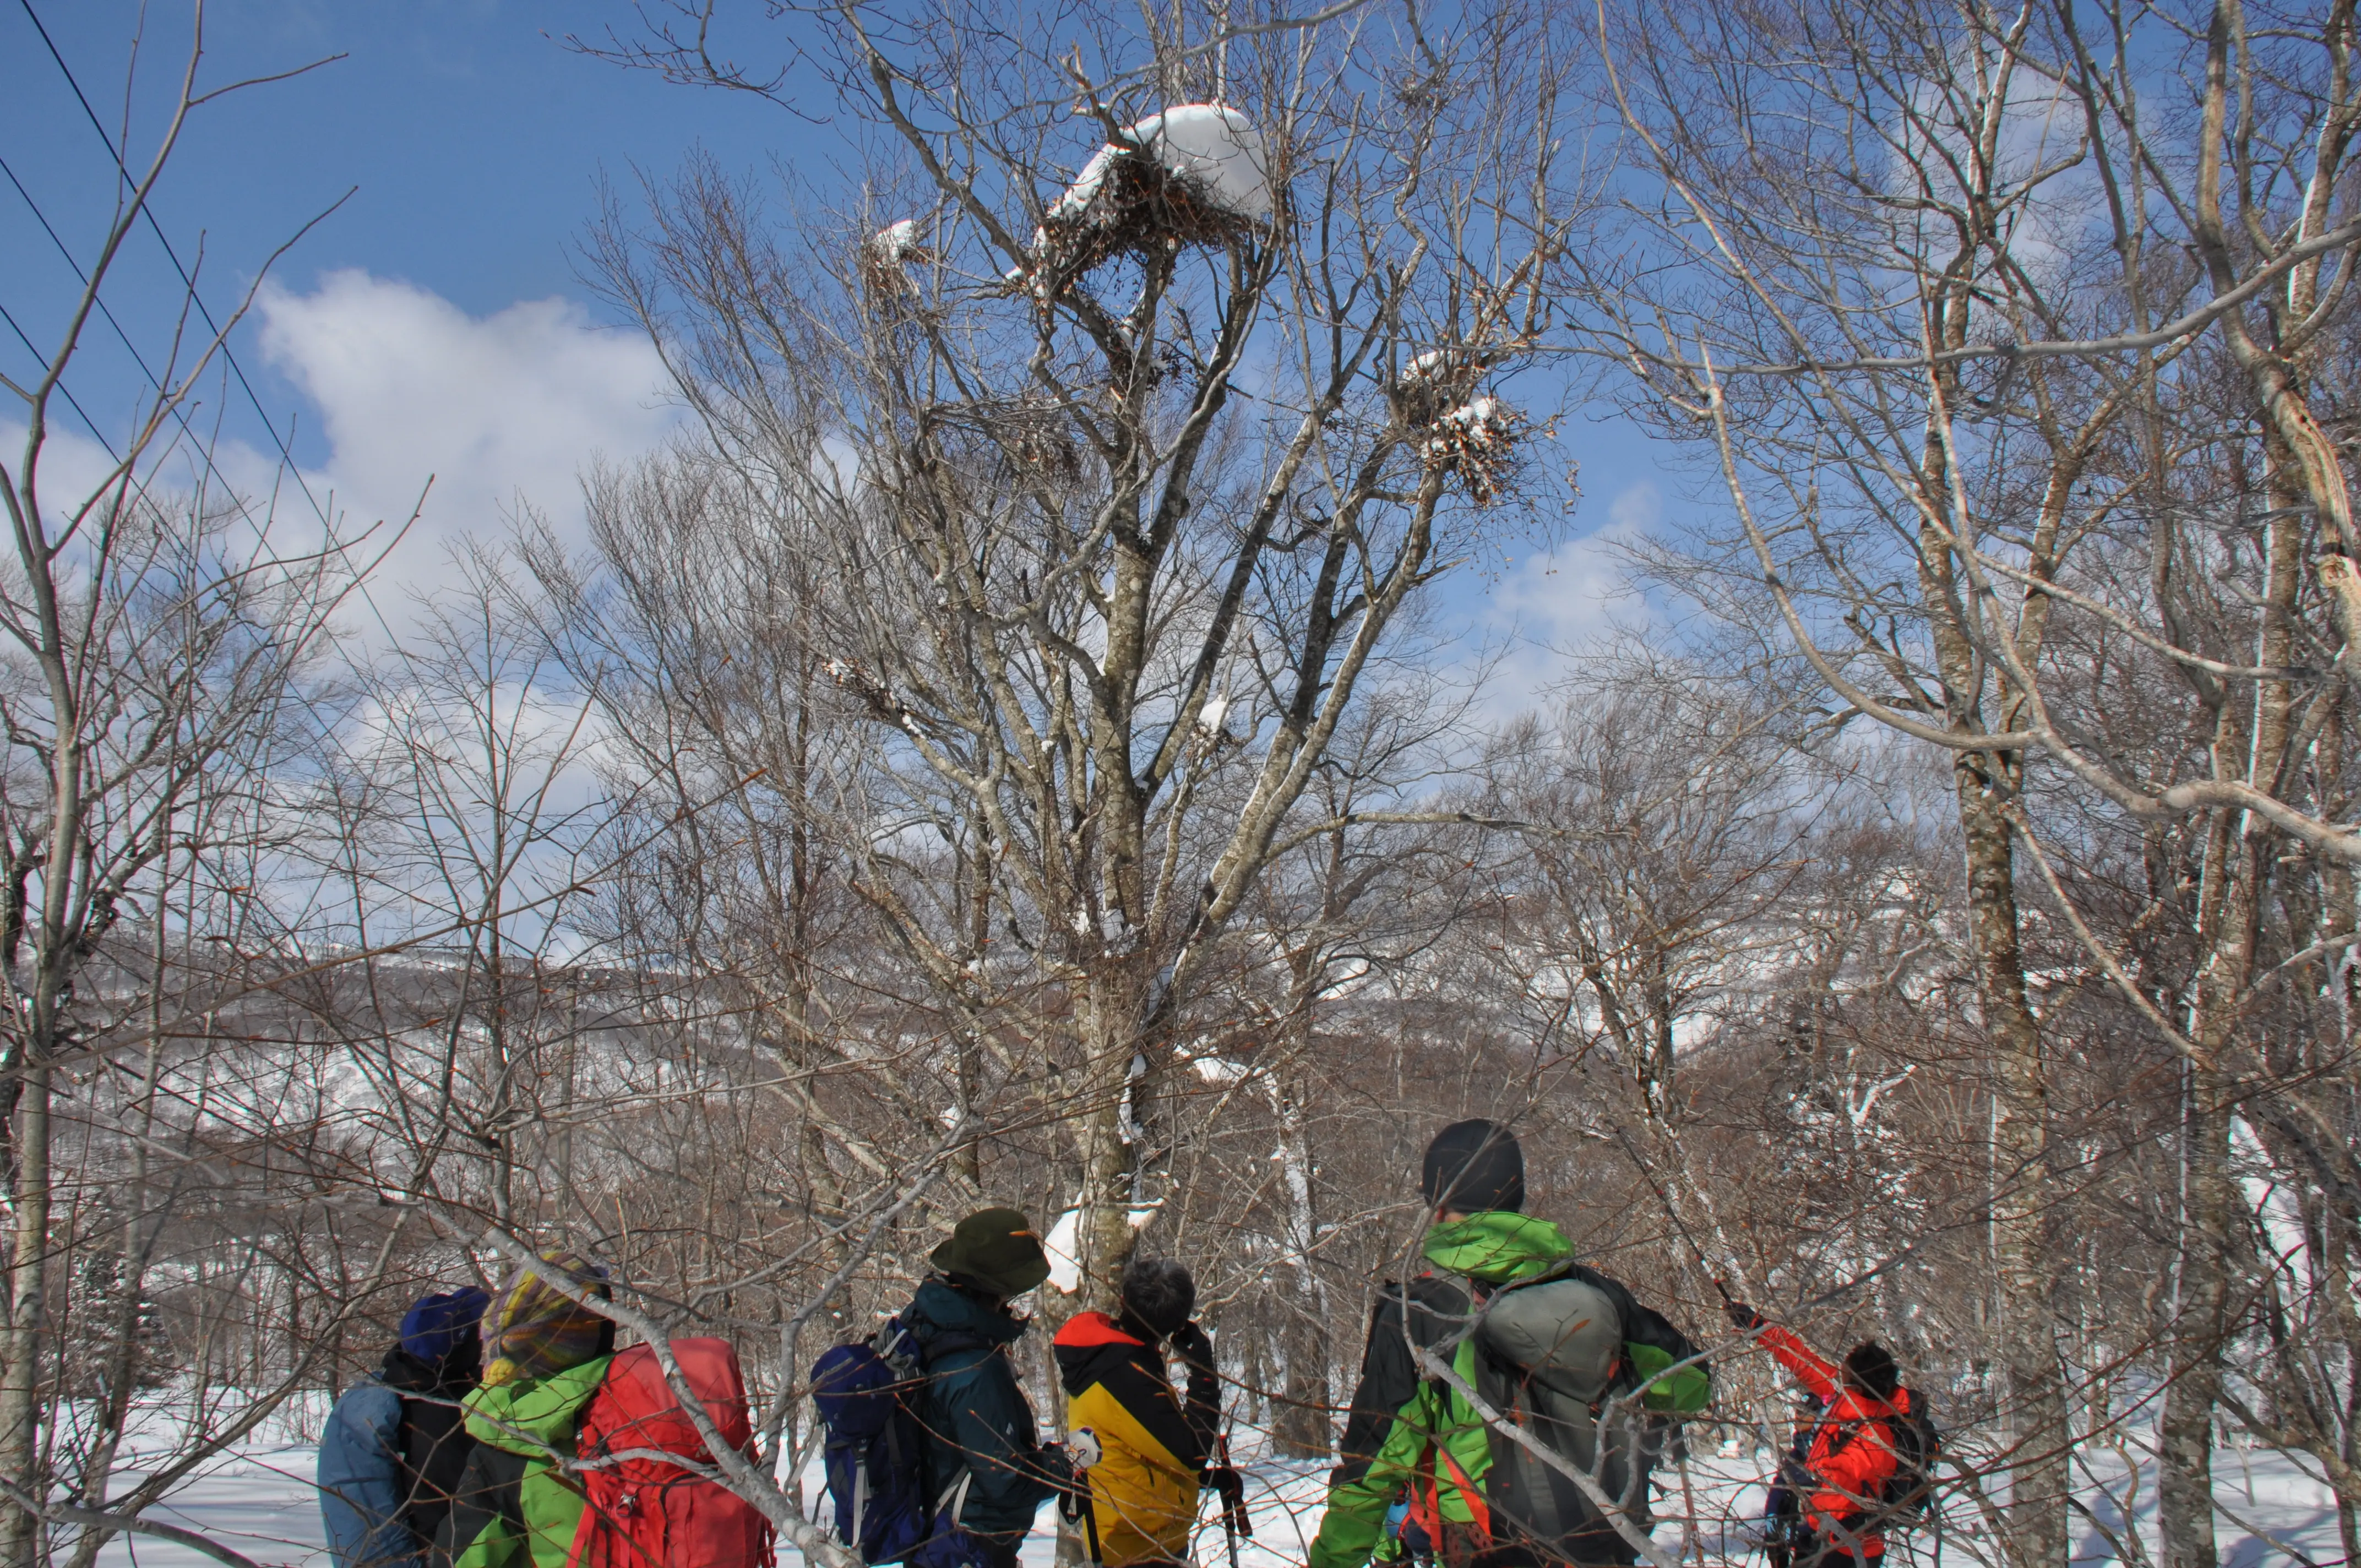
[582, 0, 1588, 1318]
[0, 9, 380, 1562]
[1579, 0, 2361, 1562]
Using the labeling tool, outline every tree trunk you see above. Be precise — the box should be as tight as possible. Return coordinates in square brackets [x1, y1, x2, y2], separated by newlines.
[2158, 1064, 2232, 1568]
[1921, 355, 2068, 1566]
[1270, 1067, 1330, 1458]
[2160, 468, 2300, 1568]
[0, 1064, 52, 1568]
[1959, 770, 2070, 1568]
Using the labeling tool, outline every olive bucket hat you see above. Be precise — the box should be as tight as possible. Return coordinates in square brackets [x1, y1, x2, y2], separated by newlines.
[931, 1206, 1052, 1297]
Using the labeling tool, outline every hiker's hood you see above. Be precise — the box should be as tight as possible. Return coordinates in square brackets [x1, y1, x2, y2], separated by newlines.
[461, 1353, 613, 1452]
[1053, 1309, 1155, 1395]
[1423, 1211, 1575, 1284]
[907, 1277, 1028, 1349]
[378, 1344, 476, 1399]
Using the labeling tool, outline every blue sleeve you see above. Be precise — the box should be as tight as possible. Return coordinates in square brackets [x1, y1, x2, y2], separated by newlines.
[318, 1384, 422, 1568]
[932, 1349, 1055, 1534]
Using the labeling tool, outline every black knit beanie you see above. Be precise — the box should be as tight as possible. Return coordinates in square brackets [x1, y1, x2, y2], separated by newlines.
[1421, 1119, 1526, 1213]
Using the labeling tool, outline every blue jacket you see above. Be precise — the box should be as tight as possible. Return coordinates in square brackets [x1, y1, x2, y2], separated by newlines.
[319, 1379, 419, 1568]
[904, 1278, 1060, 1543]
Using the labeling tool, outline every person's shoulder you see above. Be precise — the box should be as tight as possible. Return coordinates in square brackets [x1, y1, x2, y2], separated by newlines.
[1402, 1273, 1470, 1312]
[329, 1380, 403, 1430]
[924, 1332, 1007, 1376]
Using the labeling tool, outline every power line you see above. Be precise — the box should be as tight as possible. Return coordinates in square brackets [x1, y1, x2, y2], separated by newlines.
[0, 295, 118, 463]
[2, 144, 319, 534]
[18, 0, 336, 530]
[0, 147, 229, 481]
[8, 1, 411, 663]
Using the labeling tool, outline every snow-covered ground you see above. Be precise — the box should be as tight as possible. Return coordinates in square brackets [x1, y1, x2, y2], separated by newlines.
[84, 1428, 2342, 1567]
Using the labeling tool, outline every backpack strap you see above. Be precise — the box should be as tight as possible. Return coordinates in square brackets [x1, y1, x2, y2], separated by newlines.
[895, 1322, 1005, 1516]
[1426, 1440, 1492, 1542]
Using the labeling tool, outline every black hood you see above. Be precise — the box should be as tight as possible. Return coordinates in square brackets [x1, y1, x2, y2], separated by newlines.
[379, 1343, 477, 1397]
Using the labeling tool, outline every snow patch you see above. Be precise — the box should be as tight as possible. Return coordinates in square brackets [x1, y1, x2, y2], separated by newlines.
[1424, 396, 1520, 463]
[1043, 1207, 1084, 1293]
[1048, 104, 1275, 224]
[1437, 396, 1509, 435]
[869, 219, 922, 264]
[1042, 1204, 1163, 1294]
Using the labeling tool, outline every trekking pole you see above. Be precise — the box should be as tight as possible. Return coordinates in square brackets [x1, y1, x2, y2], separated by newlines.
[1609, 1125, 1740, 1308]
[1215, 1430, 1248, 1568]
[1068, 1428, 1106, 1567]
[1081, 1477, 1105, 1568]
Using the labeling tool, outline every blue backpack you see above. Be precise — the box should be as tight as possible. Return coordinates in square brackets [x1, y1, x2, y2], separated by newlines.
[811, 1319, 987, 1566]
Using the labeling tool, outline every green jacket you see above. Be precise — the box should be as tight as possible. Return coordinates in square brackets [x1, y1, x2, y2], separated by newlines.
[1309, 1214, 1576, 1568]
[445, 1355, 613, 1568]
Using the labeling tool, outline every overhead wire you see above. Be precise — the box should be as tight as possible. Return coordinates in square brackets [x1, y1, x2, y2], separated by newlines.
[10, 0, 415, 654]
[0, 292, 119, 463]
[0, 146, 242, 489]
[17, 0, 341, 530]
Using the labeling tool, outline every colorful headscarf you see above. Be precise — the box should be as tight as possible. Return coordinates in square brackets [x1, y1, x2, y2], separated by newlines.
[480, 1251, 613, 1387]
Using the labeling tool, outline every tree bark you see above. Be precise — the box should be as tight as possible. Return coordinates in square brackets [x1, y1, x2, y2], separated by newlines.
[0, 1063, 49, 1568]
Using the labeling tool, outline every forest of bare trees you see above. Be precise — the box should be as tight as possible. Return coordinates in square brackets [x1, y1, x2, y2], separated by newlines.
[2, 0, 2357, 1565]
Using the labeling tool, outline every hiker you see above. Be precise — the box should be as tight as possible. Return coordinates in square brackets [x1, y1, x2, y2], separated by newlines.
[1724, 1304, 1912, 1566]
[441, 1253, 618, 1568]
[900, 1206, 1074, 1568]
[1308, 1120, 1703, 1568]
[320, 1286, 492, 1568]
[1054, 1256, 1243, 1567]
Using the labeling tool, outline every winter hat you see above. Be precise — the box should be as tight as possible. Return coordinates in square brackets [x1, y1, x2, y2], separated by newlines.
[481, 1251, 614, 1387]
[1422, 1118, 1526, 1214]
[399, 1287, 491, 1365]
[1844, 1341, 1900, 1400]
[1118, 1256, 1196, 1341]
[930, 1207, 1052, 1298]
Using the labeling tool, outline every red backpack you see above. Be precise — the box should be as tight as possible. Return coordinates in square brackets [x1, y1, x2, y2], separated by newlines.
[567, 1338, 776, 1568]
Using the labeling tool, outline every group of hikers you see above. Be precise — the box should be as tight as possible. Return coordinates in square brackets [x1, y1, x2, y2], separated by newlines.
[320, 1120, 1933, 1568]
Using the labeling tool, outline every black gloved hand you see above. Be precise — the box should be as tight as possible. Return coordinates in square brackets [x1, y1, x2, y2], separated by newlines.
[1725, 1301, 1766, 1331]
[1038, 1442, 1078, 1499]
[1168, 1320, 1214, 1368]
[1202, 1464, 1244, 1509]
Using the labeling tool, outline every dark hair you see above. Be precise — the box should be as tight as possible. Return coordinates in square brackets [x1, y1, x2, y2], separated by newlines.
[1119, 1257, 1196, 1341]
[1844, 1341, 1900, 1400]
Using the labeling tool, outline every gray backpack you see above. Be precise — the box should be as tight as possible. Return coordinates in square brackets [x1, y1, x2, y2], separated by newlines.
[1473, 1275, 1657, 1562]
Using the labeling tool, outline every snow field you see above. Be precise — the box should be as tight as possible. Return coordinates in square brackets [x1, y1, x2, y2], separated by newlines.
[85, 1431, 2341, 1568]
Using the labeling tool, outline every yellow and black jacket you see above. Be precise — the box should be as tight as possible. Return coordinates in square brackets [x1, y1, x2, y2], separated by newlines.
[1054, 1312, 1218, 1566]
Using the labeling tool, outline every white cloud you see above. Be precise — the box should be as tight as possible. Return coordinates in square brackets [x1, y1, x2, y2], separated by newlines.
[1464, 481, 1659, 717]
[256, 269, 678, 582]
[1495, 482, 1655, 640]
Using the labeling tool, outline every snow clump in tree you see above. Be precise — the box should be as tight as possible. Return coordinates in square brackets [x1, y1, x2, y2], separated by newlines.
[1022, 104, 1277, 285]
[1423, 396, 1526, 504]
[1051, 104, 1275, 222]
[869, 219, 923, 264]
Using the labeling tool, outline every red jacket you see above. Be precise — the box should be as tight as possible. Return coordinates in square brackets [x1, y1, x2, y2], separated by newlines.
[1756, 1326, 1908, 1558]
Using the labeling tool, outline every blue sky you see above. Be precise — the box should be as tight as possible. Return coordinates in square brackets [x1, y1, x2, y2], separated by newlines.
[4, 1, 812, 345]
[1, 0, 1669, 658]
